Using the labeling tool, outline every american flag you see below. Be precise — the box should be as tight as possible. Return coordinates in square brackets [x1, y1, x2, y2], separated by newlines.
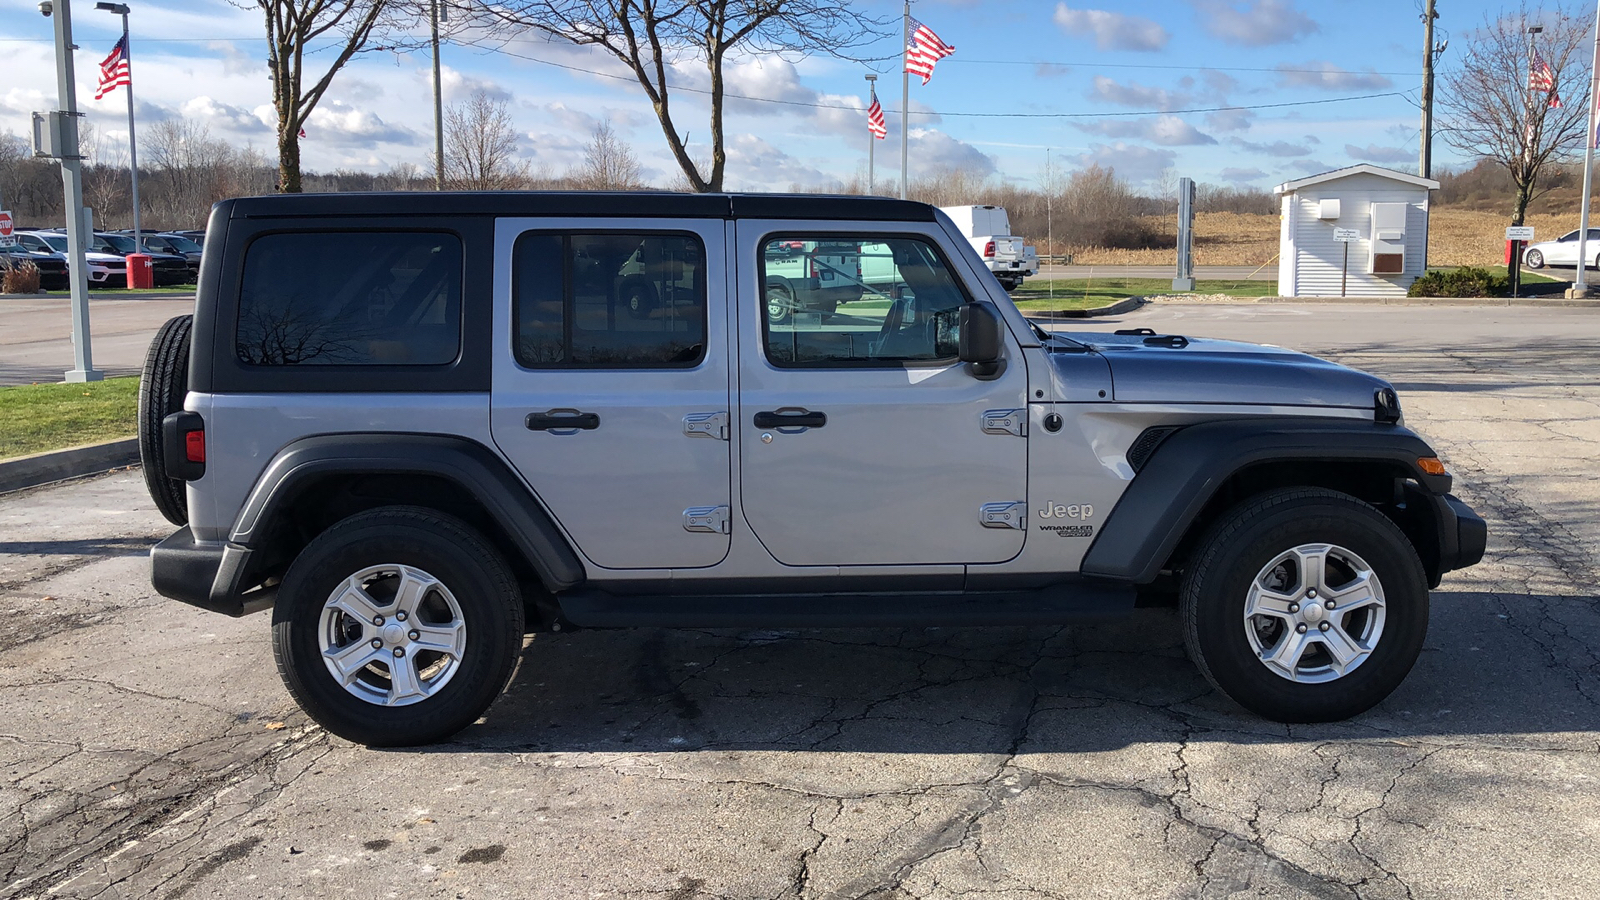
[867, 95, 886, 140]
[1530, 54, 1562, 108]
[95, 36, 131, 101]
[904, 18, 954, 85]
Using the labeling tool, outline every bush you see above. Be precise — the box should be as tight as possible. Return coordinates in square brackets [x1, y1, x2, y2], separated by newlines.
[0, 259, 40, 294]
[1408, 266, 1510, 298]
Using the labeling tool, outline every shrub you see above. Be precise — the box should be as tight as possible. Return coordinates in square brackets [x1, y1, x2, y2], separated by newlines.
[1408, 266, 1510, 298]
[0, 259, 41, 294]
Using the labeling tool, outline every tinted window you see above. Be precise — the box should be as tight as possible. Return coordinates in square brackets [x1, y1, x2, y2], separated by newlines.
[761, 236, 964, 366]
[513, 232, 706, 367]
[237, 232, 462, 366]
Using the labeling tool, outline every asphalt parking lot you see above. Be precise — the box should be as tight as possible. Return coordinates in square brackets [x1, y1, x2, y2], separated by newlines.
[3, 302, 1599, 899]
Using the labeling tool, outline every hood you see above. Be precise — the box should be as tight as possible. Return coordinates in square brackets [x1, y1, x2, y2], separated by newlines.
[1054, 330, 1390, 410]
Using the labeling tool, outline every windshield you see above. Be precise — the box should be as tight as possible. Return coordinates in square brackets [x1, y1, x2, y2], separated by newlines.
[42, 235, 68, 252]
[165, 235, 202, 253]
[98, 234, 138, 254]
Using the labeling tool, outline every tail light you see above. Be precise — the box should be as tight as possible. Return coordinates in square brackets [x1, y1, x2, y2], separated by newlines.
[162, 411, 206, 480]
[983, 241, 996, 258]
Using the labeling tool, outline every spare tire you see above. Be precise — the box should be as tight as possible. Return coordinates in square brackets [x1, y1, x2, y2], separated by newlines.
[139, 315, 192, 526]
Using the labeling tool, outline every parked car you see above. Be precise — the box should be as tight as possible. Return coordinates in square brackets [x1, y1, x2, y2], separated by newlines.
[14, 230, 126, 286]
[93, 232, 192, 285]
[1, 243, 69, 290]
[761, 239, 869, 323]
[1523, 229, 1600, 270]
[137, 232, 203, 277]
[140, 191, 1486, 747]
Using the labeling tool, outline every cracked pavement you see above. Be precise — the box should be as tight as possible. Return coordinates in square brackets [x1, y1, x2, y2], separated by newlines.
[3, 303, 1599, 899]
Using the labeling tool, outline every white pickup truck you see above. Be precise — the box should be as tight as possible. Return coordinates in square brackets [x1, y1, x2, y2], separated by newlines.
[938, 205, 1028, 291]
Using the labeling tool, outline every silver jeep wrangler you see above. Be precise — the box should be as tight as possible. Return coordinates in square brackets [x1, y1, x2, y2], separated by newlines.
[141, 192, 1486, 746]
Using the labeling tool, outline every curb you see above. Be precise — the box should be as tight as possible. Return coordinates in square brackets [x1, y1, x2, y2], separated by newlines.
[1150, 295, 1600, 308]
[1023, 296, 1147, 319]
[0, 292, 196, 301]
[0, 438, 140, 494]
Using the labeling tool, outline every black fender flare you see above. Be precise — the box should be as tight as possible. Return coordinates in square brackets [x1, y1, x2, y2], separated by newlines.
[1080, 418, 1450, 584]
[231, 433, 585, 592]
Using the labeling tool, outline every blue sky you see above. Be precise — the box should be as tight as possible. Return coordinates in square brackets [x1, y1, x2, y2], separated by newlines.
[0, 0, 1531, 192]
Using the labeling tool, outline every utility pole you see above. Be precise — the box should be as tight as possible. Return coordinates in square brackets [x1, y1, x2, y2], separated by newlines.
[40, 0, 102, 383]
[432, 0, 445, 190]
[1420, 0, 1438, 178]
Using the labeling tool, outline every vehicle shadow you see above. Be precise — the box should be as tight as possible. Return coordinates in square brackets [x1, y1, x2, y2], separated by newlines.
[453, 589, 1600, 754]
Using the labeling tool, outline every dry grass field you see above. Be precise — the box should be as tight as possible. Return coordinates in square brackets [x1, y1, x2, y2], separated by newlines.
[1065, 208, 1575, 269]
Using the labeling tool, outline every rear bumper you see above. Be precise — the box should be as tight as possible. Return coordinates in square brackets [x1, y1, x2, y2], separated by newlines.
[151, 526, 276, 617]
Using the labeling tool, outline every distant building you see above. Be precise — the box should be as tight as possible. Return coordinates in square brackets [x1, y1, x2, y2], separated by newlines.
[1276, 165, 1439, 298]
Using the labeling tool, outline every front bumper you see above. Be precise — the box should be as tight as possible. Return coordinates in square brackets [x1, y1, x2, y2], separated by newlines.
[1404, 487, 1487, 587]
[151, 526, 276, 616]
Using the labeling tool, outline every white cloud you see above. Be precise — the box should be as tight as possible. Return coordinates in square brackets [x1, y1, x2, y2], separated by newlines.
[182, 96, 271, 134]
[1219, 167, 1268, 183]
[908, 129, 997, 178]
[1345, 143, 1413, 164]
[1054, 4, 1170, 52]
[1192, 0, 1319, 47]
[1232, 138, 1311, 157]
[1074, 115, 1217, 146]
[303, 101, 418, 147]
[1072, 142, 1178, 186]
[1089, 77, 1189, 110]
[721, 134, 829, 189]
[1277, 61, 1393, 91]
[1205, 108, 1255, 132]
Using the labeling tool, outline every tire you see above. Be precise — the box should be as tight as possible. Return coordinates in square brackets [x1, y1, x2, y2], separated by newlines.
[1180, 488, 1429, 723]
[622, 279, 658, 320]
[766, 284, 795, 325]
[138, 314, 192, 527]
[271, 506, 525, 746]
[1526, 250, 1545, 269]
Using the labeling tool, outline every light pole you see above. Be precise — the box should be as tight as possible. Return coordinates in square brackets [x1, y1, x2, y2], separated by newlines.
[1572, 2, 1600, 299]
[39, 0, 102, 383]
[95, 2, 139, 246]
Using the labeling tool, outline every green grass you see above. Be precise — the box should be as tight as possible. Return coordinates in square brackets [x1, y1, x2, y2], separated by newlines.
[1009, 278, 1278, 311]
[0, 376, 140, 460]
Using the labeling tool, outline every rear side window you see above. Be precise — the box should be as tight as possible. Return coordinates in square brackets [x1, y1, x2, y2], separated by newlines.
[513, 232, 706, 367]
[236, 232, 463, 366]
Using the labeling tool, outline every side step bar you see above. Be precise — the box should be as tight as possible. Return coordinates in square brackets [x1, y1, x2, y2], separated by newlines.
[556, 584, 1135, 629]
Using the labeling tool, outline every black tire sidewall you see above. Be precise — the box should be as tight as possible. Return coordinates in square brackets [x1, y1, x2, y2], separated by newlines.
[138, 314, 192, 527]
[271, 508, 523, 746]
[766, 285, 793, 324]
[1184, 492, 1429, 723]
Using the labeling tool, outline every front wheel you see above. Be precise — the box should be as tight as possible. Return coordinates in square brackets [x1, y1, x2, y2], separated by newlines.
[271, 507, 524, 746]
[1180, 488, 1429, 723]
[1526, 249, 1545, 269]
[766, 284, 795, 325]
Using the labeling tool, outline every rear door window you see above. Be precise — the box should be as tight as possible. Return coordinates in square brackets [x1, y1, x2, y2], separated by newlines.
[236, 232, 463, 366]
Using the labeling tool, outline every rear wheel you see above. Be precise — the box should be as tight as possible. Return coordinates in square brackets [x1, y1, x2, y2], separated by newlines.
[138, 314, 192, 526]
[1526, 249, 1545, 269]
[622, 279, 658, 319]
[1180, 488, 1429, 723]
[766, 284, 795, 325]
[271, 507, 524, 746]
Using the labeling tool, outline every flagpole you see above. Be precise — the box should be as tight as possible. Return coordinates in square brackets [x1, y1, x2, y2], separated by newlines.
[900, 0, 910, 200]
[1572, 0, 1600, 298]
[865, 75, 876, 195]
[118, 10, 141, 245]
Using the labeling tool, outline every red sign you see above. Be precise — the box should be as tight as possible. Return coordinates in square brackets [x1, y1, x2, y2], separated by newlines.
[0, 211, 13, 238]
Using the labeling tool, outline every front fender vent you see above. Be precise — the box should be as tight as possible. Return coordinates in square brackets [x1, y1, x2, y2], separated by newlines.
[1127, 426, 1183, 473]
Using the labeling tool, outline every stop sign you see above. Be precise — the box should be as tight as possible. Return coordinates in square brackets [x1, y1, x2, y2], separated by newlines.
[0, 210, 13, 238]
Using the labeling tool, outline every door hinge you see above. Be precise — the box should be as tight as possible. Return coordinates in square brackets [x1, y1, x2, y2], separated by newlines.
[683, 411, 730, 441]
[683, 505, 731, 534]
[981, 409, 1026, 437]
[979, 502, 1027, 530]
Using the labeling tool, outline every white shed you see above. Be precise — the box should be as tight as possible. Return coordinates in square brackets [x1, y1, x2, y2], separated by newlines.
[1275, 165, 1440, 298]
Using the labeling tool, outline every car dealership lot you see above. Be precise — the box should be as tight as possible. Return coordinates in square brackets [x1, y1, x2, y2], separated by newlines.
[3, 303, 1599, 899]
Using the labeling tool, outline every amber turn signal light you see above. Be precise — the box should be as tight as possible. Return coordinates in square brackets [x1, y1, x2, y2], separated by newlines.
[1417, 457, 1447, 476]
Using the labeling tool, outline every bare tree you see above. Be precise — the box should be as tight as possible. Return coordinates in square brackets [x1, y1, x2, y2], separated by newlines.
[470, 0, 887, 192]
[243, 0, 400, 193]
[571, 119, 644, 189]
[1440, 3, 1592, 225]
[443, 91, 530, 189]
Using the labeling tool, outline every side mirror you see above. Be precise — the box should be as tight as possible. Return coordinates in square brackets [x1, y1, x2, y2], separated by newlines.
[960, 303, 1005, 379]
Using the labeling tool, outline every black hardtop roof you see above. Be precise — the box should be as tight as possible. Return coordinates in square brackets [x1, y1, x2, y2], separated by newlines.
[223, 191, 937, 223]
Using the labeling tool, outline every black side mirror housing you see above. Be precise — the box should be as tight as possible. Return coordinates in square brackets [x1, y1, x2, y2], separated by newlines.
[960, 303, 1006, 379]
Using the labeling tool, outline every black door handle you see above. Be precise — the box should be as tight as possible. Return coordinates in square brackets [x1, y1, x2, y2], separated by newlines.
[526, 410, 601, 431]
[754, 409, 826, 429]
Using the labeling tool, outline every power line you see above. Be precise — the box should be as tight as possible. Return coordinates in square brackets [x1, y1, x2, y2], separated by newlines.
[946, 58, 1416, 78]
